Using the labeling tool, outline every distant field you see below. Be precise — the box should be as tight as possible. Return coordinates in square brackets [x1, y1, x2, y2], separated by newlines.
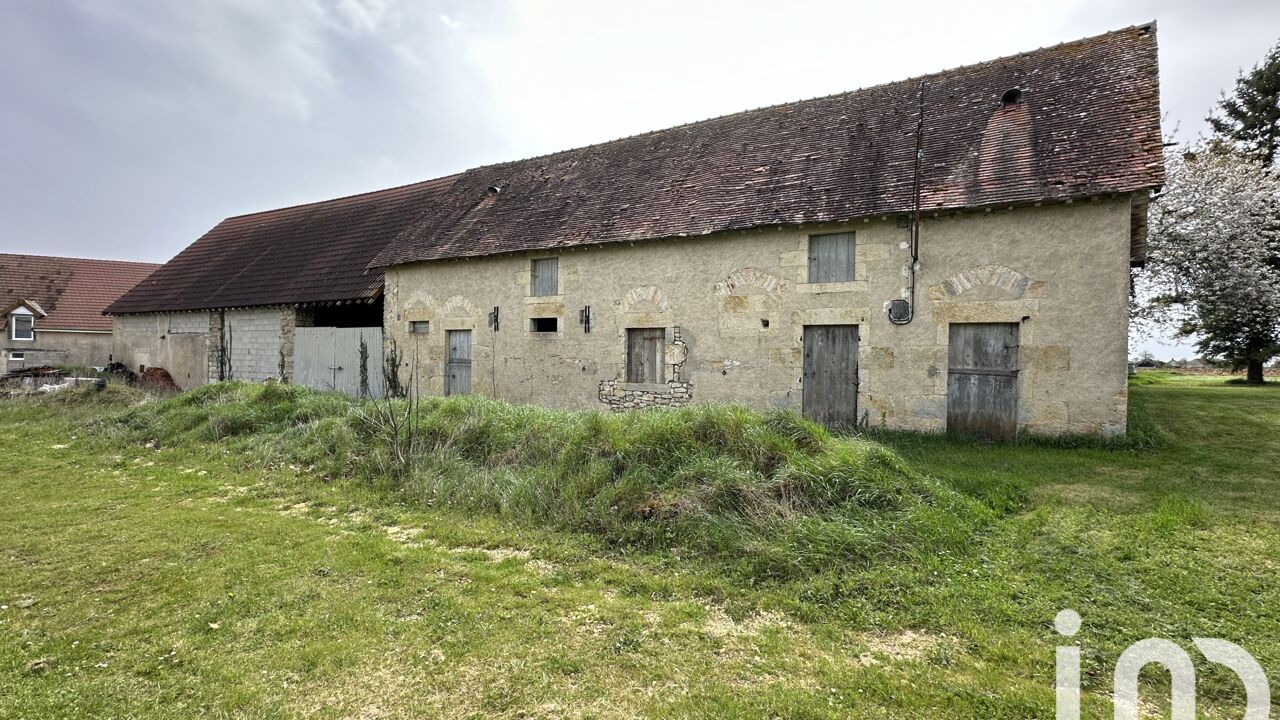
[1, 374, 1276, 718]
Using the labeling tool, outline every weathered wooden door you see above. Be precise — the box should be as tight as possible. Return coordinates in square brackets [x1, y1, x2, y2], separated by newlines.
[947, 323, 1019, 441]
[626, 328, 665, 383]
[445, 330, 472, 395]
[802, 325, 859, 427]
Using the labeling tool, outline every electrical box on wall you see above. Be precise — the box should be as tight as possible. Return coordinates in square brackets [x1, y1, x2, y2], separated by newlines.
[888, 299, 912, 324]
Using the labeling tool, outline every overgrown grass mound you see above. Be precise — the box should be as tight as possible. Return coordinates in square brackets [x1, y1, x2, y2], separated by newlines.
[106, 382, 988, 578]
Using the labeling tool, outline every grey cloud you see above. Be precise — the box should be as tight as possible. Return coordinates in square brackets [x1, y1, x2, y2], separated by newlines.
[0, 0, 513, 261]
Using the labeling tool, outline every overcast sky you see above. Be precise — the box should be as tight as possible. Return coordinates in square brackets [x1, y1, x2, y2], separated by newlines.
[2, 0, 1277, 357]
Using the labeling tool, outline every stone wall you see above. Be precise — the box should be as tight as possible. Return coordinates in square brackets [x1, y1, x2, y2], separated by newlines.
[596, 326, 692, 410]
[207, 311, 225, 382]
[385, 198, 1136, 436]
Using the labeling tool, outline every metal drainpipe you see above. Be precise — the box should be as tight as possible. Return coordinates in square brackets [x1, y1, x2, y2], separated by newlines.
[891, 79, 926, 326]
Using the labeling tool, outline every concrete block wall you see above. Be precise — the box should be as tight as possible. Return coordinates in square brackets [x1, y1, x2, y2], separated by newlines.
[111, 312, 211, 389]
[224, 308, 288, 382]
[115, 307, 303, 388]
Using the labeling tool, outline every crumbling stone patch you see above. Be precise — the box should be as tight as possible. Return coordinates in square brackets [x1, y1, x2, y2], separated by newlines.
[598, 378, 693, 410]
[598, 326, 692, 410]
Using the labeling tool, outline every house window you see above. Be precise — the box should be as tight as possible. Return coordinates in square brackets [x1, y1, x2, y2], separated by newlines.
[626, 328, 665, 383]
[408, 320, 430, 334]
[10, 314, 34, 341]
[807, 232, 855, 283]
[530, 257, 559, 297]
[8, 351, 24, 361]
[530, 317, 559, 333]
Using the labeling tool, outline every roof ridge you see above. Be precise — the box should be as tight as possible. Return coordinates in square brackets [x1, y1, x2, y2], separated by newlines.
[108, 22, 1163, 314]
[206, 23, 1155, 225]
[0, 252, 161, 267]
[219, 173, 463, 223]
[437, 22, 1158, 176]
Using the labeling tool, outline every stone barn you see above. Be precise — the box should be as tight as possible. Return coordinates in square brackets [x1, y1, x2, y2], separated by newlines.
[111, 25, 1163, 438]
[370, 25, 1163, 438]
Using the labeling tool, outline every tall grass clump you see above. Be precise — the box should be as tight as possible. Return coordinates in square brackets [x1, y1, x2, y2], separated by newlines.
[105, 382, 990, 579]
[108, 382, 364, 478]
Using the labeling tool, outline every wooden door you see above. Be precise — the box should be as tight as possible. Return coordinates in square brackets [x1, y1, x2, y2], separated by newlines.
[626, 328, 665, 383]
[445, 330, 472, 395]
[947, 323, 1019, 441]
[802, 325, 859, 427]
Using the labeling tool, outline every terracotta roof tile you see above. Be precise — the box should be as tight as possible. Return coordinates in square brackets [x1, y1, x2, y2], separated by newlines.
[1, 254, 161, 331]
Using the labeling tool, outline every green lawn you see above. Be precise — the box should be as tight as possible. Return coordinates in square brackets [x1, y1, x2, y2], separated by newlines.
[1, 375, 1277, 718]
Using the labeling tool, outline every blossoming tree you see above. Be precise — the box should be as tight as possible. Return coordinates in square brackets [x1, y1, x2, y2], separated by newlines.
[1136, 147, 1280, 383]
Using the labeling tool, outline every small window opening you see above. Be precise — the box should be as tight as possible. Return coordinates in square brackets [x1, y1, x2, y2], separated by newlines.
[408, 320, 430, 334]
[8, 351, 25, 361]
[1000, 87, 1023, 107]
[761, 318, 770, 328]
[530, 317, 559, 333]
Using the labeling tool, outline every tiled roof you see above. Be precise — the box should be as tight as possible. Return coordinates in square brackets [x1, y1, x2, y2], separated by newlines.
[0, 254, 160, 331]
[105, 175, 460, 314]
[109, 24, 1162, 314]
[374, 23, 1162, 266]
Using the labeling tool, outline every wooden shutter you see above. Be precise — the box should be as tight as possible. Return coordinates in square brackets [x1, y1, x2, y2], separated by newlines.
[807, 233, 855, 283]
[626, 328, 664, 383]
[531, 258, 559, 296]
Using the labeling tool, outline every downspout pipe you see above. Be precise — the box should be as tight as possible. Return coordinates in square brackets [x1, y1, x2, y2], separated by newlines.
[890, 79, 926, 326]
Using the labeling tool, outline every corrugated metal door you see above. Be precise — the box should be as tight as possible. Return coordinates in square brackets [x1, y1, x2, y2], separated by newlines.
[295, 327, 336, 392]
[802, 325, 859, 427]
[445, 329, 472, 395]
[295, 327, 384, 398]
[947, 323, 1019, 441]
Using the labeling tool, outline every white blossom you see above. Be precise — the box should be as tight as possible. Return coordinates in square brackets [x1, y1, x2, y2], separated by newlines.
[1135, 146, 1280, 374]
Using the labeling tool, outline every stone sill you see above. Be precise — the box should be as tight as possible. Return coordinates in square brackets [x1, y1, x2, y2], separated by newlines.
[796, 281, 867, 294]
[528, 331, 562, 339]
[525, 294, 564, 304]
